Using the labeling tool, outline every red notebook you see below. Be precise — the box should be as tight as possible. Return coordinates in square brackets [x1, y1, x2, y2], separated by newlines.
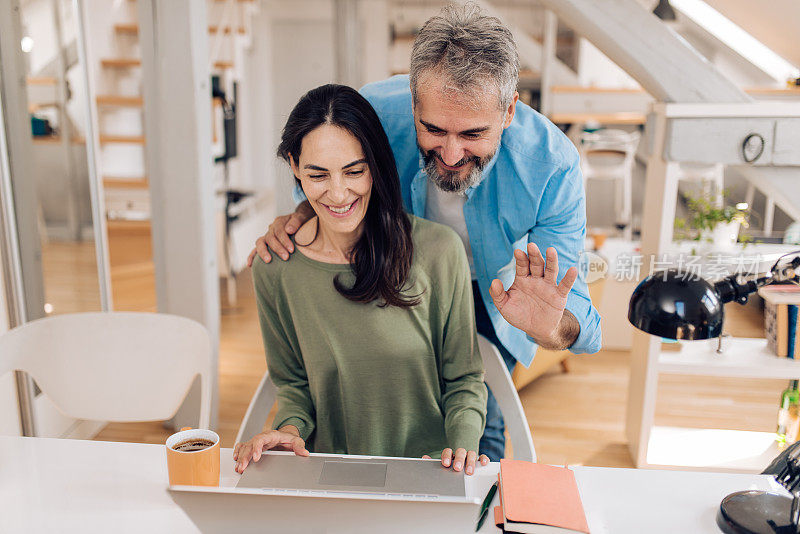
[499, 459, 590, 534]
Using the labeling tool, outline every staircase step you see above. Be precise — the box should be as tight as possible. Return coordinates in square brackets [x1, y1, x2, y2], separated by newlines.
[96, 95, 144, 107]
[103, 177, 149, 189]
[106, 219, 151, 231]
[102, 57, 232, 71]
[213, 60, 234, 70]
[114, 23, 139, 35]
[29, 102, 59, 111]
[115, 23, 246, 35]
[208, 25, 246, 34]
[32, 135, 85, 145]
[99, 135, 146, 145]
[127, 0, 254, 4]
[26, 76, 57, 86]
[129, 0, 254, 2]
[101, 58, 141, 68]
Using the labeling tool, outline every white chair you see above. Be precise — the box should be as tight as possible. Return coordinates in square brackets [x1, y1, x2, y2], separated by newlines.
[0, 312, 213, 430]
[235, 334, 536, 462]
[477, 335, 536, 461]
[579, 129, 640, 240]
[677, 162, 724, 202]
[744, 181, 777, 236]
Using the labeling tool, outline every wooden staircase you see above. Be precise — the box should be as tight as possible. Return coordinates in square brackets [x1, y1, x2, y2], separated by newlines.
[92, 0, 249, 310]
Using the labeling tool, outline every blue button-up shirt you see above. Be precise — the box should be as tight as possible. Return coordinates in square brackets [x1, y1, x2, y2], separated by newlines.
[297, 75, 602, 366]
[362, 75, 601, 366]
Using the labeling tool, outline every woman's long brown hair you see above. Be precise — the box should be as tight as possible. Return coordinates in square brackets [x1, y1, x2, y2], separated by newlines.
[277, 84, 419, 308]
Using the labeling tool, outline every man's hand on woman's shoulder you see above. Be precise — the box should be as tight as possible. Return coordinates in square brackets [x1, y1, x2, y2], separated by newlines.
[246, 201, 315, 266]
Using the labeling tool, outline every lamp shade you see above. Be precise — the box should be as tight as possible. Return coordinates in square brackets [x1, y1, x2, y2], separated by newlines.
[628, 268, 724, 340]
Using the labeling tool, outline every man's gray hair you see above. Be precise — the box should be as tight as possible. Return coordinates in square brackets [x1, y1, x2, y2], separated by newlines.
[409, 3, 520, 110]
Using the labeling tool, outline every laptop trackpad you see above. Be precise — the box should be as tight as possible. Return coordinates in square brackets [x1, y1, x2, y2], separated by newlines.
[318, 461, 387, 487]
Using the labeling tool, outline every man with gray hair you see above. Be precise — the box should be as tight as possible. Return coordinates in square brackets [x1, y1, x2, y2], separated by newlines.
[248, 3, 601, 468]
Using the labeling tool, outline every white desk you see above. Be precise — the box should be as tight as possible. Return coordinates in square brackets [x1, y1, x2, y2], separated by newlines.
[0, 436, 788, 533]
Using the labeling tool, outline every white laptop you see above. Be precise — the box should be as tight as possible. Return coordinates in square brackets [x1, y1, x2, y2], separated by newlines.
[168, 451, 483, 534]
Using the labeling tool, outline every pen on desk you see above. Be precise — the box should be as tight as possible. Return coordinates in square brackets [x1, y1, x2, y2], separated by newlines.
[475, 481, 499, 532]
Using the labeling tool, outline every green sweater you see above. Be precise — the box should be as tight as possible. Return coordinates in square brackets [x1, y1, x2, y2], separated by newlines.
[252, 216, 487, 458]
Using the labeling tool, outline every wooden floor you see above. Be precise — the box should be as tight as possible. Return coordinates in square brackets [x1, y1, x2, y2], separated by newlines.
[42, 240, 786, 468]
[40, 237, 157, 314]
[41, 241, 102, 314]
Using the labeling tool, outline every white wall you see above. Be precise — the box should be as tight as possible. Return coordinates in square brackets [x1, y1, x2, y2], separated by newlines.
[21, 0, 78, 76]
[262, 0, 337, 216]
[238, 3, 275, 193]
[577, 38, 640, 89]
[361, 0, 390, 85]
[32, 143, 93, 233]
[21, 0, 58, 75]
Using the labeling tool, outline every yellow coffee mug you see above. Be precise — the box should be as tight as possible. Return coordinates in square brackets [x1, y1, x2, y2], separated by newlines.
[165, 427, 220, 486]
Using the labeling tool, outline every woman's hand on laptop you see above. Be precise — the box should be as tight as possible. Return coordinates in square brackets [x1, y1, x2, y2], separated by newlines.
[233, 426, 310, 474]
[422, 448, 489, 476]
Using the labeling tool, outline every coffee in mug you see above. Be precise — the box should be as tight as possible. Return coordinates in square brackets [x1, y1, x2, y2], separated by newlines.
[172, 438, 215, 452]
[166, 427, 220, 486]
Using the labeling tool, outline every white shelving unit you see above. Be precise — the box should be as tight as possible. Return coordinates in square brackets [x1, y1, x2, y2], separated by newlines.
[642, 338, 799, 472]
[626, 101, 800, 473]
[659, 338, 800, 379]
[630, 336, 800, 474]
[646, 427, 779, 473]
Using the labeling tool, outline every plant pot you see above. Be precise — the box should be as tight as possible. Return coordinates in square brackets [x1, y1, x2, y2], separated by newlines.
[699, 221, 741, 254]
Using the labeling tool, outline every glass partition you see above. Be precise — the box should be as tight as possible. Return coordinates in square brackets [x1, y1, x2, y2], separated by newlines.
[22, 0, 104, 316]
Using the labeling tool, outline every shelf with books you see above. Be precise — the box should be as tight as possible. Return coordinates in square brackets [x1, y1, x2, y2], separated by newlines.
[659, 337, 800, 379]
[760, 285, 800, 359]
[646, 426, 780, 473]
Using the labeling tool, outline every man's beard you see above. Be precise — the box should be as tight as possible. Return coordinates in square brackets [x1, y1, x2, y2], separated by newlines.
[419, 146, 494, 194]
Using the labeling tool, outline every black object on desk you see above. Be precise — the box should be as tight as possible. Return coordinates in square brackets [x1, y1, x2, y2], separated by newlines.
[628, 253, 800, 341]
[715, 401, 800, 534]
[627, 252, 800, 533]
[476, 481, 498, 532]
[716, 490, 794, 534]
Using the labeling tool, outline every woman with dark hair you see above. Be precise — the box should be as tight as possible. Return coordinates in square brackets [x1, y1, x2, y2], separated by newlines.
[233, 84, 488, 475]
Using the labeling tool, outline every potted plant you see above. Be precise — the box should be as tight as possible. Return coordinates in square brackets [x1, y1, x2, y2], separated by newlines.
[674, 190, 751, 253]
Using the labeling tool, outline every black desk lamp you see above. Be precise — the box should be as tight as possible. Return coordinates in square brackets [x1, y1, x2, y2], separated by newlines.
[627, 252, 800, 534]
